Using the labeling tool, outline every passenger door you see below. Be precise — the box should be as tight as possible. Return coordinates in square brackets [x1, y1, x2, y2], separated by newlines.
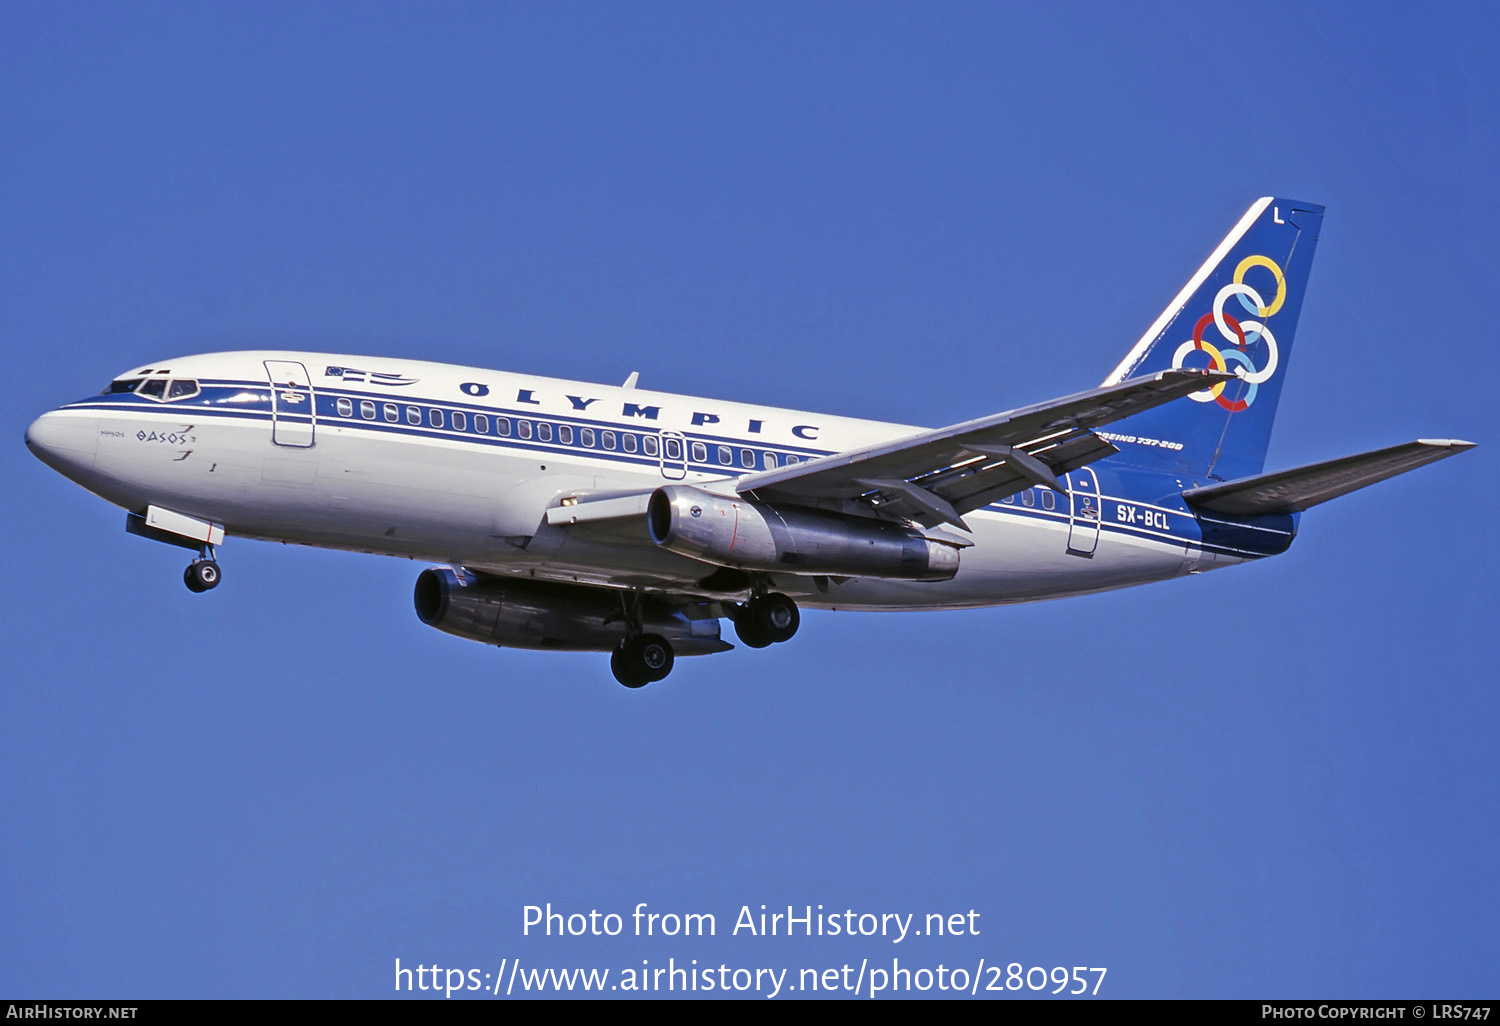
[265, 360, 316, 448]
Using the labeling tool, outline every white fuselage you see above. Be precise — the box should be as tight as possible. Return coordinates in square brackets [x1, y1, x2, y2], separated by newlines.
[29, 351, 1235, 611]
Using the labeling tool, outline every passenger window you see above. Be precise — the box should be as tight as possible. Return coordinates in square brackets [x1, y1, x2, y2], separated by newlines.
[1042, 491, 1055, 511]
[623, 433, 638, 453]
[558, 425, 573, 445]
[407, 407, 421, 425]
[602, 431, 617, 450]
[475, 414, 489, 434]
[429, 408, 444, 428]
[1001, 494, 1014, 504]
[384, 403, 398, 422]
[717, 446, 732, 465]
[138, 378, 167, 400]
[167, 379, 199, 400]
[336, 398, 353, 417]
[361, 401, 376, 420]
[517, 420, 533, 439]
[452, 411, 467, 431]
[643, 435, 660, 457]
[1022, 490, 1035, 507]
[497, 417, 512, 437]
[691, 442, 707, 463]
[740, 449, 754, 468]
[538, 422, 552, 442]
[784, 454, 799, 465]
[763, 452, 777, 468]
[580, 427, 595, 447]
[665, 437, 682, 460]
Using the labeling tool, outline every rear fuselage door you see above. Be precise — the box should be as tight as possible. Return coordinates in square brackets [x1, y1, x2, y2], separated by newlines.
[1066, 467, 1101, 557]
[659, 430, 687, 480]
[265, 360, 316, 448]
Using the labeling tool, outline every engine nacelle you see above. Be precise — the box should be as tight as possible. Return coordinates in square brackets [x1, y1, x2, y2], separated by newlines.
[413, 569, 727, 654]
[647, 485, 960, 581]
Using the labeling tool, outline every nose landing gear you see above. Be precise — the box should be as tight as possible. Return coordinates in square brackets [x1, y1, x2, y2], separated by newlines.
[183, 545, 221, 593]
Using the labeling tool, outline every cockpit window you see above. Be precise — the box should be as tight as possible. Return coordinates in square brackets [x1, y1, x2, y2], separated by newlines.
[102, 376, 201, 402]
[106, 376, 200, 401]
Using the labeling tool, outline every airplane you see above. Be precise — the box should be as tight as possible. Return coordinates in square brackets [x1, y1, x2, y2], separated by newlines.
[25, 197, 1474, 688]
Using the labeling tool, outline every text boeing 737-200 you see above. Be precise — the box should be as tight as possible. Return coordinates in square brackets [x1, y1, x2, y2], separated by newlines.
[25, 198, 1473, 687]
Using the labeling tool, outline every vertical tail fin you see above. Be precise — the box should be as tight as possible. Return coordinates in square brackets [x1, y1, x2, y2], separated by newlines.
[1102, 198, 1324, 481]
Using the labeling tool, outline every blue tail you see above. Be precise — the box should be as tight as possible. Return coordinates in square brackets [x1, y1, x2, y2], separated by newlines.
[1102, 198, 1324, 482]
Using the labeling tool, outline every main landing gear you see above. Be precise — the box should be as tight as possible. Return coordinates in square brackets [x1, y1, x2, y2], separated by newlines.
[732, 592, 799, 649]
[606, 589, 801, 689]
[611, 634, 674, 689]
[183, 545, 222, 593]
[611, 590, 675, 689]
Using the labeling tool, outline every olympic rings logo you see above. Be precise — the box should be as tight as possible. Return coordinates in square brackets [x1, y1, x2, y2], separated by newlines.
[1170, 254, 1286, 411]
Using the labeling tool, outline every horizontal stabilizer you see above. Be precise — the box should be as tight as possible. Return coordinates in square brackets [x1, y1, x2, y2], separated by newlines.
[1182, 439, 1475, 516]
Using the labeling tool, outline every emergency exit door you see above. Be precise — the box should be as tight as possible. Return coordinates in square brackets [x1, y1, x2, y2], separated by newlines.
[1066, 467, 1101, 556]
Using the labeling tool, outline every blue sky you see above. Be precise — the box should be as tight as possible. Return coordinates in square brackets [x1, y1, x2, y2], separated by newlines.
[2, 2, 1494, 999]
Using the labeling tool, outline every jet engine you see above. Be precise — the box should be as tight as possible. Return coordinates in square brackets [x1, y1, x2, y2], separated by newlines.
[647, 485, 960, 581]
[413, 568, 727, 654]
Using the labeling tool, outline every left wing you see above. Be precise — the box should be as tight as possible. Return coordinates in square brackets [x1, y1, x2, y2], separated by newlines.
[737, 368, 1231, 530]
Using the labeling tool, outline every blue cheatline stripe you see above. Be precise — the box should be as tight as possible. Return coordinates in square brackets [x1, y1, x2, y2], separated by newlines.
[73, 398, 807, 479]
[69, 401, 273, 421]
[314, 383, 836, 457]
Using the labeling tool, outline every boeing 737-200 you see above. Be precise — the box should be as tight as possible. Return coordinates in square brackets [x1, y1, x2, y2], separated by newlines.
[25, 198, 1473, 686]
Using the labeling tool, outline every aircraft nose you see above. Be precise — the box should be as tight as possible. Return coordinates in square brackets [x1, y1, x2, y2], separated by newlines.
[26, 410, 99, 477]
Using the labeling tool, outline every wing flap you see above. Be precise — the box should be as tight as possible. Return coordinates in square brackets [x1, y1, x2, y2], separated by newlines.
[739, 368, 1229, 521]
[920, 433, 1122, 514]
[1182, 439, 1475, 516]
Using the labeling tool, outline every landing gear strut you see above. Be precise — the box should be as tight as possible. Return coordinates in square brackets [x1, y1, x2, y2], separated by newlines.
[610, 590, 675, 688]
[183, 545, 221, 593]
[733, 591, 799, 648]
